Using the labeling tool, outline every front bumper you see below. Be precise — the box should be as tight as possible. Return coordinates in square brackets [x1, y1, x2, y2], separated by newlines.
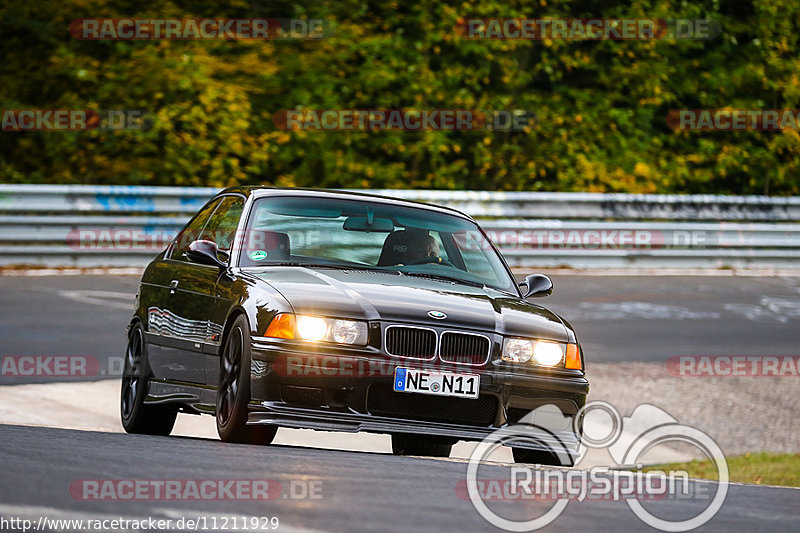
[248, 337, 589, 450]
[247, 402, 582, 456]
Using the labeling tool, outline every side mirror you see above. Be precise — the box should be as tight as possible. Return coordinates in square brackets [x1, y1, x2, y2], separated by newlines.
[520, 273, 553, 298]
[186, 240, 228, 268]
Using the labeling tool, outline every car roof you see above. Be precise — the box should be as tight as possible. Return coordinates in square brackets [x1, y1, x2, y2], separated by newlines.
[217, 186, 475, 221]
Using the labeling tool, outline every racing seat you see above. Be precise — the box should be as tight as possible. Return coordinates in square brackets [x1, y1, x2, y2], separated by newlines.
[377, 229, 427, 266]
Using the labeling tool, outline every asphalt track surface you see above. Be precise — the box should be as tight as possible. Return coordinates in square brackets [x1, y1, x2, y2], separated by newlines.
[1, 424, 798, 532]
[1, 273, 799, 385]
[1, 273, 799, 531]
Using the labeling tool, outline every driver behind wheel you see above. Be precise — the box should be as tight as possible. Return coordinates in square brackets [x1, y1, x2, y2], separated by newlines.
[377, 229, 442, 266]
[406, 234, 440, 264]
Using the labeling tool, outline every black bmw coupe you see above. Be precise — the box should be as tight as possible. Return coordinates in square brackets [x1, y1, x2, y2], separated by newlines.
[121, 187, 588, 463]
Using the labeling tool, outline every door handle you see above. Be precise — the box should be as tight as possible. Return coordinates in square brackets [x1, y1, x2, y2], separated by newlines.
[169, 280, 179, 293]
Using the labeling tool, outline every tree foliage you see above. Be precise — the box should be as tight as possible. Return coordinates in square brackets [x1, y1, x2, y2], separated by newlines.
[1, 0, 799, 194]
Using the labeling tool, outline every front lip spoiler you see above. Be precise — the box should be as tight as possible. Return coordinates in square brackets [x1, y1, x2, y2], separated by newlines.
[247, 401, 580, 456]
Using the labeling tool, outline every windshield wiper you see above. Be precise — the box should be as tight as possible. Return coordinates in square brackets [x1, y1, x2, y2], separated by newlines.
[248, 262, 396, 272]
[403, 271, 487, 289]
[246, 261, 316, 267]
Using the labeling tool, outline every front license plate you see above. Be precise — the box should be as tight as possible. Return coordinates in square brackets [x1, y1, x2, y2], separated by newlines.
[393, 368, 480, 399]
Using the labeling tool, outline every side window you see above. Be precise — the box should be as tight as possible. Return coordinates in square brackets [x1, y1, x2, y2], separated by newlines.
[198, 196, 245, 252]
[169, 198, 221, 261]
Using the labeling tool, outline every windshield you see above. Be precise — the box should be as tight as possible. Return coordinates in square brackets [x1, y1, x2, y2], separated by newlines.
[238, 195, 517, 293]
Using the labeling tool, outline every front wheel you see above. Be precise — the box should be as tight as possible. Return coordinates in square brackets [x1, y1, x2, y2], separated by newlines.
[120, 322, 177, 435]
[391, 434, 453, 457]
[216, 315, 277, 444]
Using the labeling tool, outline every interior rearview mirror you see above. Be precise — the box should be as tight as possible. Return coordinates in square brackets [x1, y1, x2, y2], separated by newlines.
[342, 216, 394, 232]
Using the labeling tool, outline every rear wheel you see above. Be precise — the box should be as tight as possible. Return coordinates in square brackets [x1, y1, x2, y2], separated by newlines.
[120, 322, 177, 435]
[391, 434, 453, 457]
[216, 315, 277, 444]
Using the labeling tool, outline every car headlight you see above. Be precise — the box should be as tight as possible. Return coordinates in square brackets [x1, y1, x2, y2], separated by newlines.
[502, 338, 569, 366]
[297, 316, 328, 341]
[330, 319, 364, 344]
[265, 313, 368, 345]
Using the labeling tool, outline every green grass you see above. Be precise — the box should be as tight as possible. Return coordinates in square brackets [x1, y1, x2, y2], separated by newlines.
[645, 453, 800, 487]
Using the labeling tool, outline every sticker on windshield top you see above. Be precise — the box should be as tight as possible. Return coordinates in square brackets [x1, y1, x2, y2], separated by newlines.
[249, 250, 268, 261]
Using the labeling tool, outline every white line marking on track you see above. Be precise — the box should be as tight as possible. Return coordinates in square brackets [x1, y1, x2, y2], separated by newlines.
[56, 290, 134, 310]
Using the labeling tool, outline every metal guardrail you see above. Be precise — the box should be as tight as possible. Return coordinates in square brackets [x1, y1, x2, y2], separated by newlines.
[0, 185, 217, 214]
[0, 185, 798, 269]
[357, 189, 800, 221]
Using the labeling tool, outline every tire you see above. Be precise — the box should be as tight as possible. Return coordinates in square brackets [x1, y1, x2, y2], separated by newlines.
[512, 447, 573, 466]
[391, 434, 453, 457]
[216, 314, 278, 444]
[120, 322, 177, 436]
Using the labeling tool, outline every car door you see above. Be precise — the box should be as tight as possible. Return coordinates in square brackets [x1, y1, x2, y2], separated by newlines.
[164, 195, 246, 385]
[147, 197, 221, 382]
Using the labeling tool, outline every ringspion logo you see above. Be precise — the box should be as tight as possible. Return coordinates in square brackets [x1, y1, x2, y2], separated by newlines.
[465, 402, 728, 531]
[455, 473, 690, 502]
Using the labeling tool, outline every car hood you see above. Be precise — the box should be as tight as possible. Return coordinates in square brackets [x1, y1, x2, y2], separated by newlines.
[248, 267, 570, 342]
